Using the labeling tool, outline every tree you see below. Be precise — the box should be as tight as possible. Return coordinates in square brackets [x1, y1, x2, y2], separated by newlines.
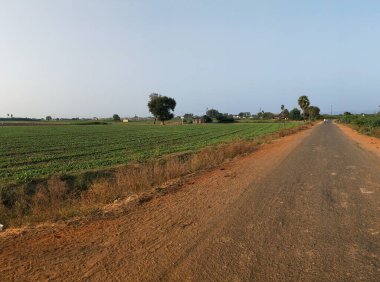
[46, 116, 52, 121]
[280, 105, 288, 119]
[263, 112, 275, 119]
[344, 112, 352, 116]
[289, 108, 301, 120]
[282, 109, 289, 119]
[201, 115, 213, 123]
[183, 113, 194, 119]
[298, 95, 310, 120]
[148, 93, 176, 125]
[216, 113, 235, 123]
[113, 114, 121, 121]
[206, 109, 220, 119]
[238, 112, 251, 118]
[308, 106, 320, 120]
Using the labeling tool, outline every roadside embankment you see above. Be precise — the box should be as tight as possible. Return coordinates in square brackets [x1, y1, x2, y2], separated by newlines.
[0, 124, 312, 228]
[336, 122, 380, 157]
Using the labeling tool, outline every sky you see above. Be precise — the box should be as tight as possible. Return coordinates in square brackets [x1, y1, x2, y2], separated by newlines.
[1, 0, 380, 118]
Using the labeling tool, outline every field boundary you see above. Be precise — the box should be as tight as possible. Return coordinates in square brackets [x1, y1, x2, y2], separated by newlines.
[337, 115, 380, 138]
[0, 124, 312, 228]
[0, 122, 302, 186]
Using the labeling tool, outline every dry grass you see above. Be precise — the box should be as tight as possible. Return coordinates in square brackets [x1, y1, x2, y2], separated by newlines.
[348, 124, 380, 139]
[0, 124, 311, 227]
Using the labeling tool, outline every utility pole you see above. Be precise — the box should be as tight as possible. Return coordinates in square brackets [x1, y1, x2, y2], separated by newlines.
[331, 105, 333, 116]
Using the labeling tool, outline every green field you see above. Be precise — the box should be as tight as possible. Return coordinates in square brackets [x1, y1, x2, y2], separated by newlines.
[0, 122, 299, 186]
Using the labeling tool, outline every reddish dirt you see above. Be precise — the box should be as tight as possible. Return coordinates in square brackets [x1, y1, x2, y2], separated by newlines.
[1, 124, 379, 281]
[0, 128, 312, 281]
[336, 122, 380, 157]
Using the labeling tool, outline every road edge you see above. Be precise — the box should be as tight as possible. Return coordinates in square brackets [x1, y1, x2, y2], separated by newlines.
[335, 122, 380, 157]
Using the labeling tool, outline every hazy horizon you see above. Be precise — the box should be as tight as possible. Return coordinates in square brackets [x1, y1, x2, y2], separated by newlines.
[1, 0, 380, 118]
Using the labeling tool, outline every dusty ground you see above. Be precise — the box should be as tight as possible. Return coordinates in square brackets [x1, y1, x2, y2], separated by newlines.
[336, 122, 380, 157]
[1, 123, 379, 281]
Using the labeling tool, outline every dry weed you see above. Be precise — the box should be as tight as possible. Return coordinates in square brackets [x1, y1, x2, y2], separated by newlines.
[0, 124, 311, 227]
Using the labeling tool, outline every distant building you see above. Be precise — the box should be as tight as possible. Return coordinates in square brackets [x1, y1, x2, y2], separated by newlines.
[123, 119, 129, 123]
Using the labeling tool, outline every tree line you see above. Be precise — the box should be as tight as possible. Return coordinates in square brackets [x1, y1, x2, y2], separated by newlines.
[5, 94, 319, 124]
[145, 93, 320, 124]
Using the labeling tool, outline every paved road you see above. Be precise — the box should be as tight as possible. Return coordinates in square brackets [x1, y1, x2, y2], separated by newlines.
[1, 123, 379, 281]
[163, 123, 380, 281]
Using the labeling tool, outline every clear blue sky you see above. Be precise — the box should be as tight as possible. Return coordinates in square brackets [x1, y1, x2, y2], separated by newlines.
[1, 0, 379, 118]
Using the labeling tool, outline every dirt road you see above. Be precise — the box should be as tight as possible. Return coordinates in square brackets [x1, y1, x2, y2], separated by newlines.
[1, 123, 379, 281]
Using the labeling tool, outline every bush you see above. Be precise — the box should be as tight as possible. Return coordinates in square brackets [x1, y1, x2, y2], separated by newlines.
[289, 108, 301, 120]
[216, 113, 235, 123]
[338, 114, 380, 137]
[202, 115, 213, 123]
[113, 114, 121, 121]
[371, 119, 380, 127]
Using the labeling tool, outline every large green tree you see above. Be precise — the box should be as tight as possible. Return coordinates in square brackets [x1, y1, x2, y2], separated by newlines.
[148, 93, 176, 125]
[308, 106, 320, 120]
[183, 113, 194, 119]
[113, 114, 121, 121]
[263, 112, 275, 119]
[206, 109, 220, 119]
[289, 108, 301, 120]
[298, 95, 310, 120]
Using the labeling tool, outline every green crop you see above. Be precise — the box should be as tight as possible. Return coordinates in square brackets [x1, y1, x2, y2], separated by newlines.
[0, 122, 300, 186]
[338, 114, 380, 137]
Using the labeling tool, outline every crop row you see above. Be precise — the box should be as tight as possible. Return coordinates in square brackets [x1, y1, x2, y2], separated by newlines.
[0, 122, 299, 185]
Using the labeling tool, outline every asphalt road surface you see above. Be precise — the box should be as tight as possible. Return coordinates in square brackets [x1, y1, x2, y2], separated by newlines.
[1, 123, 379, 281]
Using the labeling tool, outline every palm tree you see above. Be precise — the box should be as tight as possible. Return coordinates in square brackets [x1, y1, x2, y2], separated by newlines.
[280, 105, 285, 119]
[298, 96, 310, 120]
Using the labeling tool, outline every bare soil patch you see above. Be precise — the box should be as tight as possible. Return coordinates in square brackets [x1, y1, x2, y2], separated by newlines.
[336, 122, 380, 157]
[2, 123, 379, 281]
[0, 126, 314, 281]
